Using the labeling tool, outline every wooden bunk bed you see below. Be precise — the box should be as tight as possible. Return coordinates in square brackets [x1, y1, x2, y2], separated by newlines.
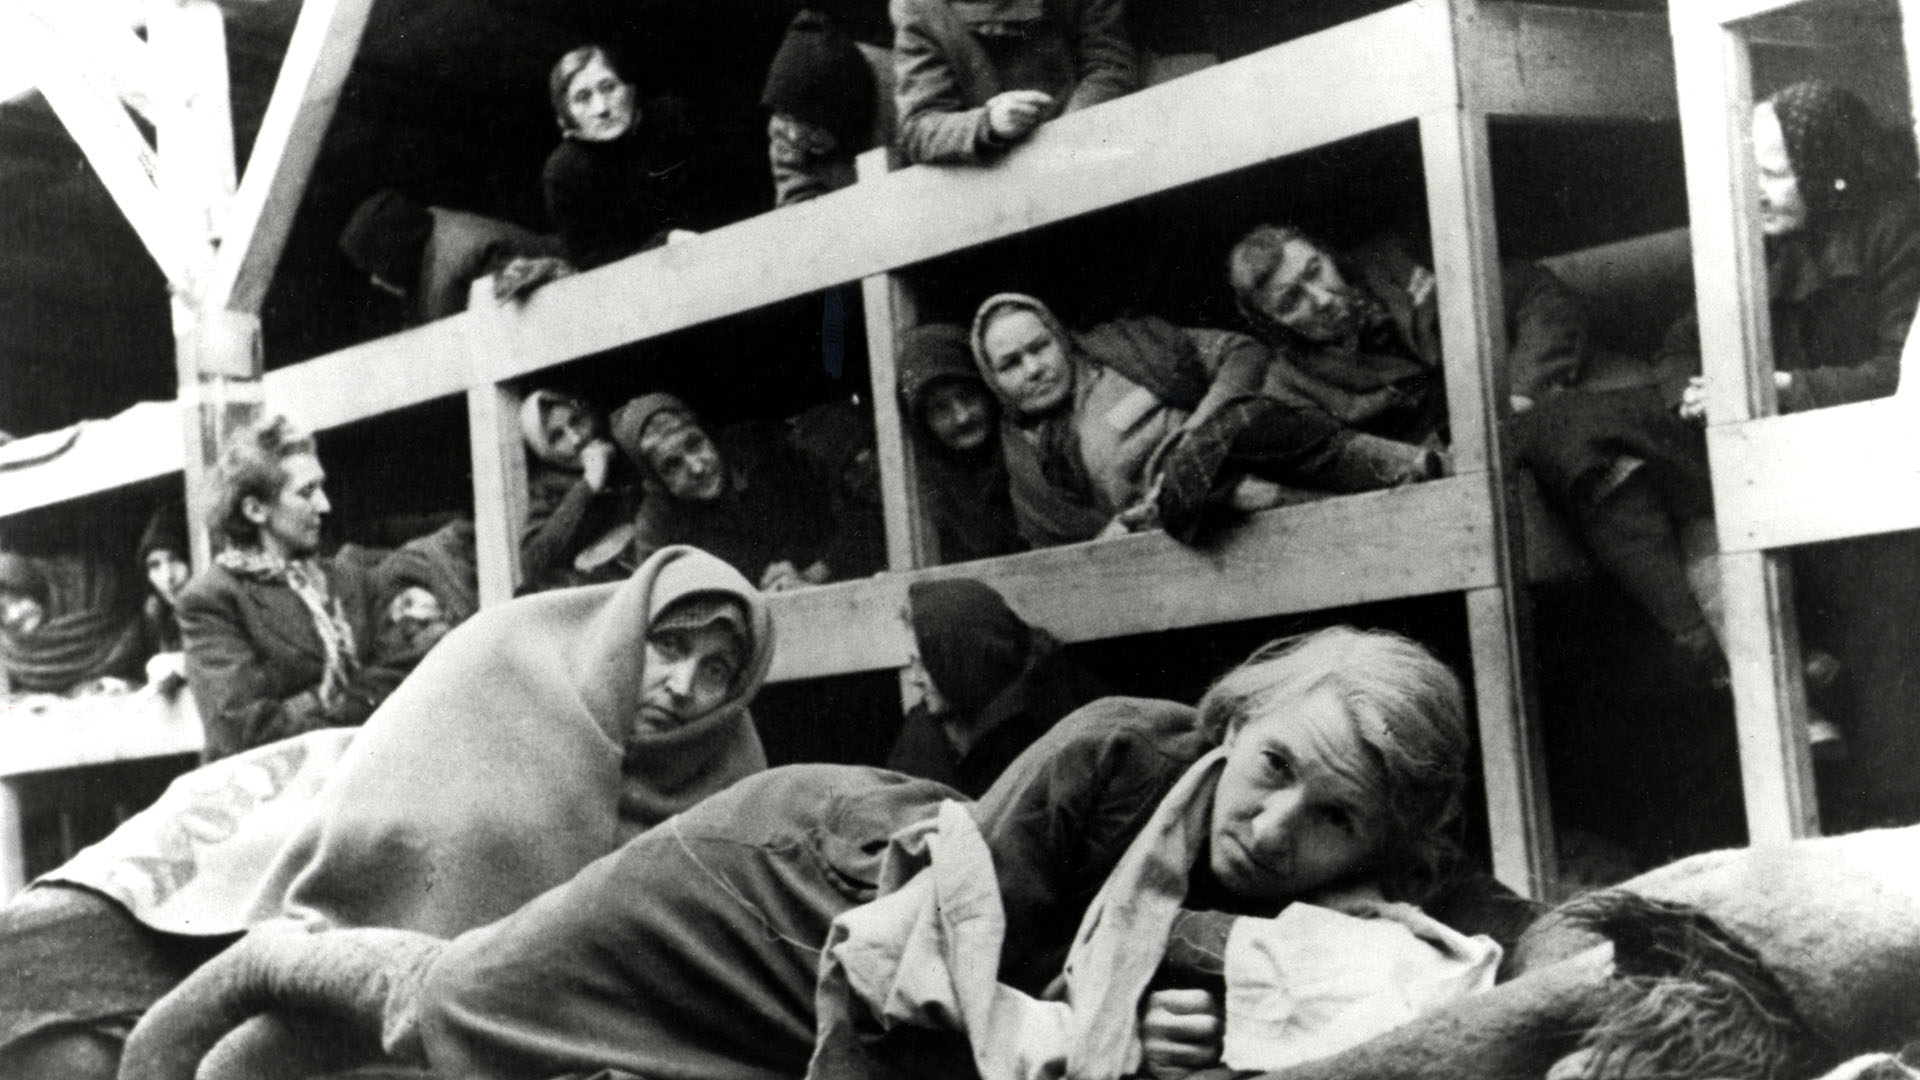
[0, 0, 1688, 900]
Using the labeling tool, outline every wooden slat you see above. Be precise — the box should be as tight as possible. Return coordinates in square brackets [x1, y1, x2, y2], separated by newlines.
[259, 316, 475, 432]
[1721, 550, 1821, 840]
[0, 402, 185, 518]
[1707, 399, 1920, 551]
[1465, 4, 1676, 118]
[16, 12, 204, 290]
[467, 384, 528, 608]
[765, 476, 1498, 681]
[203, 0, 375, 315]
[149, 0, 236, 256]
[1697, 0, 1824, 25]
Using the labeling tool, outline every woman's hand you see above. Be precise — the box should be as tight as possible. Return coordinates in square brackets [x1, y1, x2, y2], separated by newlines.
[580, 439, 616, 492]
[1139, 988, 1224, 1079]
[985, 90, 1055, 143]
[1678, 375, 1710, 424]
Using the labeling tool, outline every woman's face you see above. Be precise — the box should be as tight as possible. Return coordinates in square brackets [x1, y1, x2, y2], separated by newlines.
[1754, 102, 1808, 237]
[145, 549, 191, 602]
[565, 54, 637, 143]
[1209, 685, 1388, 902]
[634, 622, 744, 734]
[981, 309, 1073, 417]
[543, 402, 596, 465]
[923, 381, 994, 452]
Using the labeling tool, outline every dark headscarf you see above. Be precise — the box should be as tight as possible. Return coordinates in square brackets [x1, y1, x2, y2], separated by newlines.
[898, 323, 994, 443]
[338, 190, 433, 292]
[137, 504, 188, 565]
[1766, 80, 1901, 221]
[761, 11, 877, 150]
[909, 577, 1032, 716]
[609, 391, 701, 488]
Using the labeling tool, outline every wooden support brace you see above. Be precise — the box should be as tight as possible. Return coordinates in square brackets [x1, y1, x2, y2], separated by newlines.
[1719, 550, 1820, 840]
[467, 383, 529, 609]
[16, 11, 205, 291]
[149, 0, 237, 254]
[1420, 72, 1554, 897]
[204, 0, 375, 315]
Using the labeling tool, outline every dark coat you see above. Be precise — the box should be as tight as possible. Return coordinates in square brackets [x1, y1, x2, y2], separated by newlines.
[177, 554, 400, 761]
[414, 208, 564, 323]
[543, 97, 705, 270]
[519, 463, 637, 594]
[1654, 190, 1920, 412]
[896, 329, 1025, 563]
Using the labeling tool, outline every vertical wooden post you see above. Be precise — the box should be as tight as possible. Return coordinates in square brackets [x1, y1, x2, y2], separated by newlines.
[1669, 9, 1818, 841]
[856, 148, 939, 572]
[1421, 0, 1554, 899]
[467, 382, 528, 609]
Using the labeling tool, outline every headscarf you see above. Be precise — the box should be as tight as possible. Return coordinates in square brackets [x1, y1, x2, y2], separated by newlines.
[137, 505, 188, 567]
[1766, 80, 1899, 221]
[969, 294, 1094, 500]
[375, 517, 480, 632]
[215, 548, 360, 712]
[338, 189, 433, 292]
[609, 391, 701, 487]
[909, 577, 1031, 717]
[761, 10, 877, 151]
[519, 389, 596, 470]
[258, 544, 773, 937]
[898, 323, 996, 448]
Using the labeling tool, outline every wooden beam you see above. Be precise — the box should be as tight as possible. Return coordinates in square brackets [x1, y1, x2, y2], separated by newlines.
[466, 383, 528, 608]
[14, 11, 205, 290]
[203, 0, 375, 315]
[149, 0, 237, 256]
[765, 476, 1499, 681]
[1707, 399, 1920, 551]
[1697, 0, 1823, 25]
[0, 402, 185, 518]
[1721, 550, 1821, 841]
[1464, 4, 1676, 118]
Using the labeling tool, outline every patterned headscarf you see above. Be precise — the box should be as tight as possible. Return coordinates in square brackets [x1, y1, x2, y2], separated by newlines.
[1766, 80, 1889, 219]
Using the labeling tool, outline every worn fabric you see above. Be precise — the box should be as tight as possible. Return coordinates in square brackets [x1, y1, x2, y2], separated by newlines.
[517, 391, 637, 594]
[0, 551, 146, 694]
[339, 194, 560, 323]
[373, 518, 478, 632]
[897, 323, 1025, 562]
[178, 552, 393, 761]
[788, 397, 889, 580]
[891, 0, 1135, 164]
[543, 96, 704, 270]
[768, 40, 897, 206]
[1769, 80, 1894, 220]
[1253, 237, 1592, 442]
[1654, 190, 1920, 413]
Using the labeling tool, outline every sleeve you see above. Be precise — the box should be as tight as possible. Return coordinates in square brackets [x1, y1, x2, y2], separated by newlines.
[1500, 260, 1592, 402]
[1781, 203, 1920, 411]
[969, 702, 1189, 992]
[1061, 0, 1137, 114]
[178, 582, 340, 760]
[1182, 326, 1272, 428]
[1650, 307, 1702, 412]
[891, 0, 998, 165]
[519, 472, 597, 587]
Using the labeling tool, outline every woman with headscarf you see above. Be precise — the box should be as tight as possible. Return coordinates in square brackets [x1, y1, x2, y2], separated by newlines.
[897, 323, 1026, 563]
[542, 45, 711, 270]
[518, 389, 636, 593]
[886, 577, 1108, 797]
[969, 294, 1445, 547]
[0, 545, 774, 1080]
[1516, 79, 1920, 695]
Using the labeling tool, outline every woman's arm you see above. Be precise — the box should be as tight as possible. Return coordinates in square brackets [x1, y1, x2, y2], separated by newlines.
[519, 467, 600, 585]
[1062, 0, 1137, 113]
[1780, 200, 1920, 410]
[891, 0, 998, 164]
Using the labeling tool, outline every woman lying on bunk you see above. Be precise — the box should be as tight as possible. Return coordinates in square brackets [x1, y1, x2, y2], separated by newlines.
[1517, 78, 1920, 689]
[969, 293, 1444, 546]
[0, 545, 773, 1080]
[120, 626, 1539, 1080]
[517, 389, 638, 594]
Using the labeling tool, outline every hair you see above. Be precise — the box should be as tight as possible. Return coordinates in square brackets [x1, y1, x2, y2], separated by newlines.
[207, 416, 318, 549]
[1227, 222, 1325, 343]
[548, 45, 637, 131]
[1195, 625, 1470, 902]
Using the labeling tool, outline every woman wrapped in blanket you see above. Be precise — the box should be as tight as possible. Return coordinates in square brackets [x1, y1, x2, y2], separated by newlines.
[0, 546, 772, 1080]
[122, 626, 1540, 1080]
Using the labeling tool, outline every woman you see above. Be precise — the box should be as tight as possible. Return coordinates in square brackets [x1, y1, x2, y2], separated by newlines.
[542, 45, 706, 270]
[886, 576, 1108, 796]
[0, 545, 774, 1080]
[122, 627, 1536, 1080]
[970, 294, 1442, 546]
[897, 322, 1026, 562]
[1517, 80, 1920, 689]
[517, 389, 635, 593]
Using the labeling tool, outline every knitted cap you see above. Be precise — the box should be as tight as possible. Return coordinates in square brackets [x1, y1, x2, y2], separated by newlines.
[909, 577, 1032, 716]
[1766, 80, 1880, 218]
[896, 323, 988, 430]
[338, 189, 433, 291]
[609, 392, 699, 469]
[761, 11, 876, 150]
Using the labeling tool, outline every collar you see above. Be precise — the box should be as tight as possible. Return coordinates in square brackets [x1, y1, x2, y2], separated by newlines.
[1767, 216, 1867, 305]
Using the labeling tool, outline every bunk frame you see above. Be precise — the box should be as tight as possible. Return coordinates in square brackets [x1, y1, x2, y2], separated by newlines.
[0, 0, 1698, 899]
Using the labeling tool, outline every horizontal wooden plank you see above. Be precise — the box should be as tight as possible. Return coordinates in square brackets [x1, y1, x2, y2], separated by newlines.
[0, 401, 184, 517]
[0, 689, 201, 779]
[1691, 0, 1824, 26]
[259, 315, 474, 432]
[1465, 4, 1675, 118]
[765, 475, 1498, 681]
[1707, 397, 1920, 552]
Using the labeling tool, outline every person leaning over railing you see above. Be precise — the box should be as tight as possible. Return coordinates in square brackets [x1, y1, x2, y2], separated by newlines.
[891, 0, 1137, 165]
[762, 9, 897, 207]
[897, 322, 1027, 562]
[516, 390, 639, 594]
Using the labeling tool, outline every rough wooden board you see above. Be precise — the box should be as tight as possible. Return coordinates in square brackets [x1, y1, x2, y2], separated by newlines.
[1707, 399, 1920, 551]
